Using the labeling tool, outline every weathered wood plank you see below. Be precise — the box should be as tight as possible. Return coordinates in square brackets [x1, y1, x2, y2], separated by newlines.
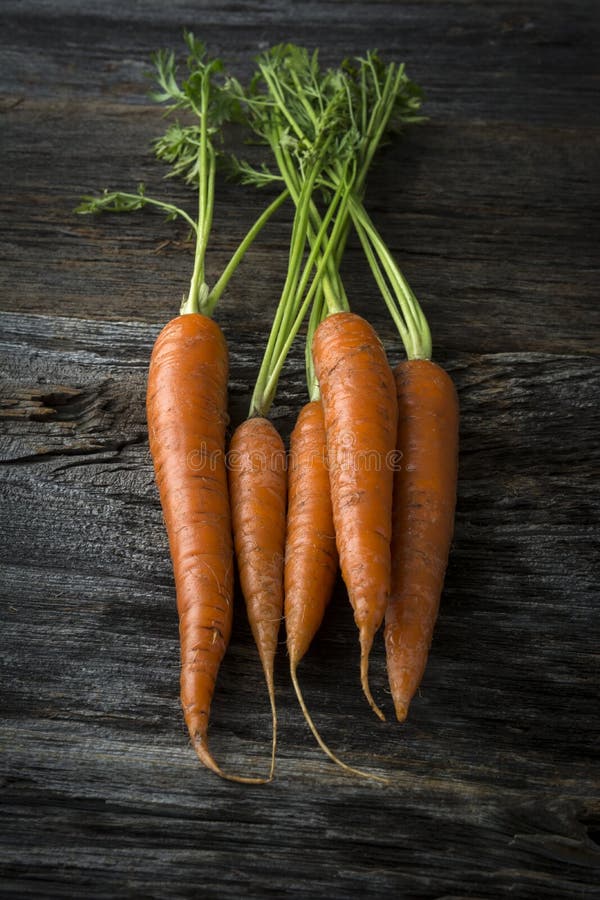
[1, 313, 599, 897]
[2, 1, 599, 125]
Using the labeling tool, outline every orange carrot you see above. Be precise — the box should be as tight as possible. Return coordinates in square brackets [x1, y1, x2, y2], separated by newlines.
[147, 314, 267, 784]
[350, 194, 461, 725]
[228, 416, 287, 778]
[385, 360, 459, 721]
[312, 311, 398, 720]
[285, 399, 387, 781]
[285, 400, 338, 667]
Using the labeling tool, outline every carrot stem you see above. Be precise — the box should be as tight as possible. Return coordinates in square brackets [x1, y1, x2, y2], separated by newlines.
[206, 188, 289, 313]
[349, 196, 432, 360]
[183, 58, 218, 315]
[256, 176, 352, 414]
[305, 286, 325, 401]
[248, 134, 350, 417]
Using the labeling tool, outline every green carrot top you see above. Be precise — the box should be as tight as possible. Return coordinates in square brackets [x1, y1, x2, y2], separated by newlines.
[227, 44, 429, 413]
[76, 31, 287, 317]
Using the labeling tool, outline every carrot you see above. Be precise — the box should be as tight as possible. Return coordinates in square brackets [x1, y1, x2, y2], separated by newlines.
[285, 396, 387, 781]
[228, 416, 287, 780]
[385, 360, 459, 720]
[350, 196, 458, 724]
[312, 311, 398, 721]
[285, 400, 338, 666]
[146, 314, 265, 782]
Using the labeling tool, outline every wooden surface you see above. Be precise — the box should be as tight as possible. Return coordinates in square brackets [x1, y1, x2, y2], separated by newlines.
[1, 2, 599, 897]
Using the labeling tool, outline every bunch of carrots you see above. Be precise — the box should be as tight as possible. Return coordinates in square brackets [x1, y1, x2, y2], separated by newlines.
[78, 35, 459, 784]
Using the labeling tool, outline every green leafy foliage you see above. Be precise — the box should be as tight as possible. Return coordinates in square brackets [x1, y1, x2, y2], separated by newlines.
[75, 184, 148, 215]
[226, 44, 357, 189]
[227, 44, 424, 195]
[75, 183, 195, 229]
[76, 33, 292, 317]
[225, 156, 283, 188]
[150, 31, 235, 122]
[147, 30, 240, 186]
[76, 35, 426, 336]
[153, 122, 203, 185]
[226, 43, 430, 411]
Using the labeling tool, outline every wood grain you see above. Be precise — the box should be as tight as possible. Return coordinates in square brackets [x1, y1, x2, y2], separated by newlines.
[1, 2, 599, 898]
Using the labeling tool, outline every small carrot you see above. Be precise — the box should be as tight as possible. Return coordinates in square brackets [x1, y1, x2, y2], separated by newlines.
[285, 395, 387, 781]
[225, 184, 336, 778]
[312, 311, 398, 721]
[284, 290, 339, 672]
[228, 416, 287, 780]
[385, 360, 459, 720]
[285, 399, 338, 667]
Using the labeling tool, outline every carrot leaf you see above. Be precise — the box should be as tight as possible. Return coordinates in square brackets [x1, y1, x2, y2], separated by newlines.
[76, 34, 286, 317]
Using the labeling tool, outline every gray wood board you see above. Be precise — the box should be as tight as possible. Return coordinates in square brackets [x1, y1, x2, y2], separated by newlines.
[1, 1, 599, 898]
[1, 313, 599, 897]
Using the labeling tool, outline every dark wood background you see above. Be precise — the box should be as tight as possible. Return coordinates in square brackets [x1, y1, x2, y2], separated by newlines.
[1, 1, 599, 897]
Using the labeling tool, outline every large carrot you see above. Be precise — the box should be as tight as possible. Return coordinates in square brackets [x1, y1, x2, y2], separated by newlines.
[385, 360, 458, 720]
[146, 313, 252, 780]
[312, 311, 398, 720]
[78, 34, 287, 781]
[350, 198, 458, 722]
[228, 415, 287, 779]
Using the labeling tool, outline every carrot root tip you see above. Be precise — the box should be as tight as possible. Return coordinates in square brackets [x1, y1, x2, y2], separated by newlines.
[264, 672, 278, 784]
[359, 632, 386, 722]
[192, 734, 270, 786]
[392, 700, 409, 723]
